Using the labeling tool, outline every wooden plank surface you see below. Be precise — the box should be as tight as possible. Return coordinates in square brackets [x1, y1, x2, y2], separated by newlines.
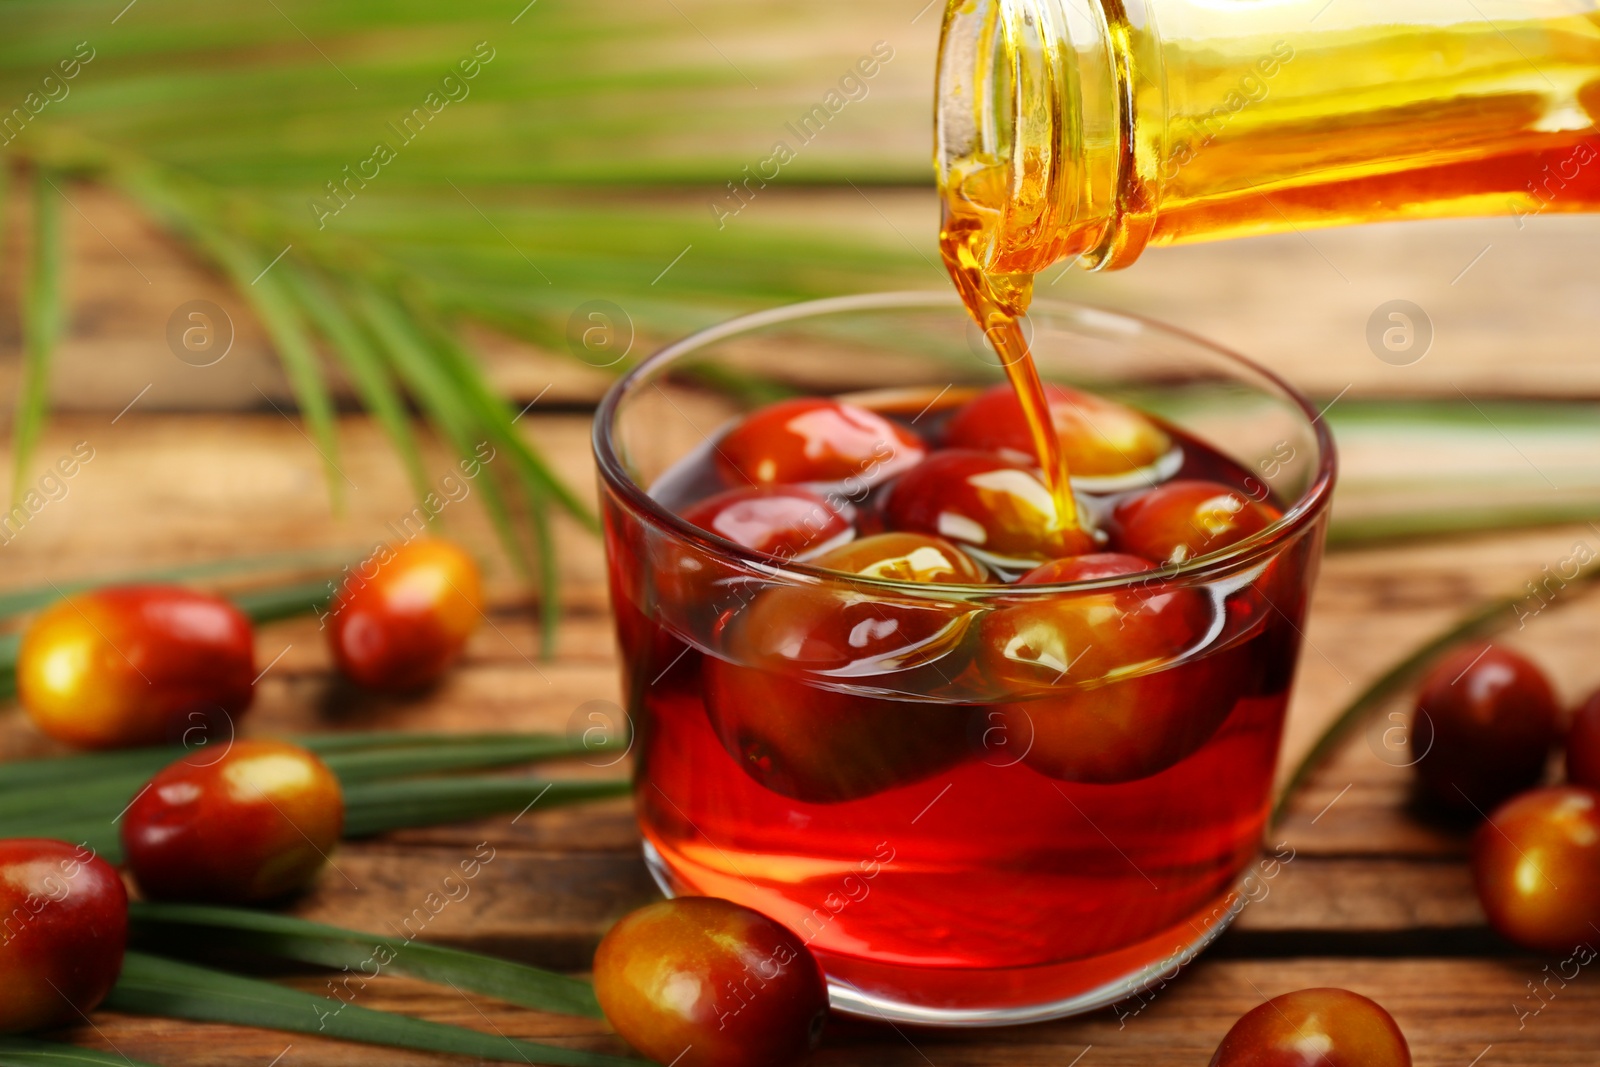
[5, 208, 1600, 1064]
[60, 958, 1598, 1067]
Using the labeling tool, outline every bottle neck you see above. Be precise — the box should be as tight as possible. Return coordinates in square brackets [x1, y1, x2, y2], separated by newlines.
[936, 0, 1157, 275]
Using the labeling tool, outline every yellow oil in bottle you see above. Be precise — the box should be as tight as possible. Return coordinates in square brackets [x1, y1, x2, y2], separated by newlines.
[938, 0, 1600, 514]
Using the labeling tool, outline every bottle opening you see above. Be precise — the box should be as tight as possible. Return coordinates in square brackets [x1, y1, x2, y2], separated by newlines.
[936, 0, 1137, 275]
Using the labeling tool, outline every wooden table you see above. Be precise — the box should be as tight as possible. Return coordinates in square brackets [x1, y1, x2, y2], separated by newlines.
[3, 189, 1599, 1065]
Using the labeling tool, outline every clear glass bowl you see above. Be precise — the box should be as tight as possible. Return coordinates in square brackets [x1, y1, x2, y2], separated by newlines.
[593, 291, 1336, 1026]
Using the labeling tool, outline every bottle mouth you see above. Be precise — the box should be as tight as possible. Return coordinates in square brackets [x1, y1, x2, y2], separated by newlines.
[935, 0, 1141, 274]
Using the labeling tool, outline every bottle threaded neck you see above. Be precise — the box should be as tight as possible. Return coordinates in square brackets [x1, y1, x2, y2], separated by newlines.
[936, 0, 1154, 274]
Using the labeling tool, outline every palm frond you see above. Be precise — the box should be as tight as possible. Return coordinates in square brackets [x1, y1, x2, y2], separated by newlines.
[0, 0, 939, 613]
[107, 952, 640, 1067]
[213, 238, 350, 513]
[0, 731, 627, 862]
[351, 281, 542, 588]
[0, 547, 352, 619]
[10, 168, 63, 506]
[1322, 398, 1600, 547]
[0, 1037, 163, 1067]
[342, 776, 629, 836]
[283, 264, 433, 503]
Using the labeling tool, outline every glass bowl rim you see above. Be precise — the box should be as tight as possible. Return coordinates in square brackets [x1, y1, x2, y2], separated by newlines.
[592, 290, 1337, 596]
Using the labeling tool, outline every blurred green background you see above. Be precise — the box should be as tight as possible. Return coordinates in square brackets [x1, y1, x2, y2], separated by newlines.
[0, 0, 940, 341]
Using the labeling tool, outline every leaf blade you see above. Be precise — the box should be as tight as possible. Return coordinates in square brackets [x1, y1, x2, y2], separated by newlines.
[128, 901, 604, 1018]
[0, 1037, 164, 1067]
[323, 735, 616, 784]
[354, 283, 542, 585]
[0, 548, 354, 620]
[216, 240, 348, 513]
[105, 952, 640, 1067]
[282, 264, 433, 504]
[10, 168, 64, 507]
[0, 731, 600, 793]
[0, 736, 623, 853]
[411, 306, 597, 531]
[340, 777, 629, 837]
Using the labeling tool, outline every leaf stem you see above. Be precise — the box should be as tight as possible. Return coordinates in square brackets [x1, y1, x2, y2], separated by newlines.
[10, 167, 63, 506]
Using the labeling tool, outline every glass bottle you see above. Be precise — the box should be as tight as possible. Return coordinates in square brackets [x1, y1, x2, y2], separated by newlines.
[937, 0, 1600, 274]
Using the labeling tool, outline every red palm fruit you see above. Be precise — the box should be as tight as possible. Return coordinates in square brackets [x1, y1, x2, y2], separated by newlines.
[1473, 785, 1600, 953]
[1410, 644, 1559, 812]
[1568, 688, 1600, 789]
[121, 740, 344, 904]
[17, 585, 254, 750]
[942, 382, 1173, 480]
[997, 646, 1244, 785]
[978, 553, 1211, 690]
[328, 538, 483, 692]
[1209, 987, 1411, 1066]
[1109, 479, 1280, 565]
[981, 553, 1237, 784]
[715, 397, 924, 488]
[593, 897, 828, 1067]
[705, 532, 984, 802]
[883, 449, 1096, 565]
[0, 838, 128, 1034]
[680, 486, 852, 559]
[883, 451, 1107, 566]
[729, 533, 987, 676]
[702, 657, 975, 803]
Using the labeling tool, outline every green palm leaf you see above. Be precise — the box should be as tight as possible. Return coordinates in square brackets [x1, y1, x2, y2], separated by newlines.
[128, 902, 604, 1019]
[283, 265, 433, 503]
[341, 776, 629, 836]
[0, 731, 626, 862]
[10, 168, 64, 506]
[106, 952, 640, 1067]
[352, 281, 546, 608]
[0, 0, 936, 587]
[0, 548, 353, 619]
[0, 1038, 163, 1067]
[215, 241, 350, 513]
[0, 729, 609, 792]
